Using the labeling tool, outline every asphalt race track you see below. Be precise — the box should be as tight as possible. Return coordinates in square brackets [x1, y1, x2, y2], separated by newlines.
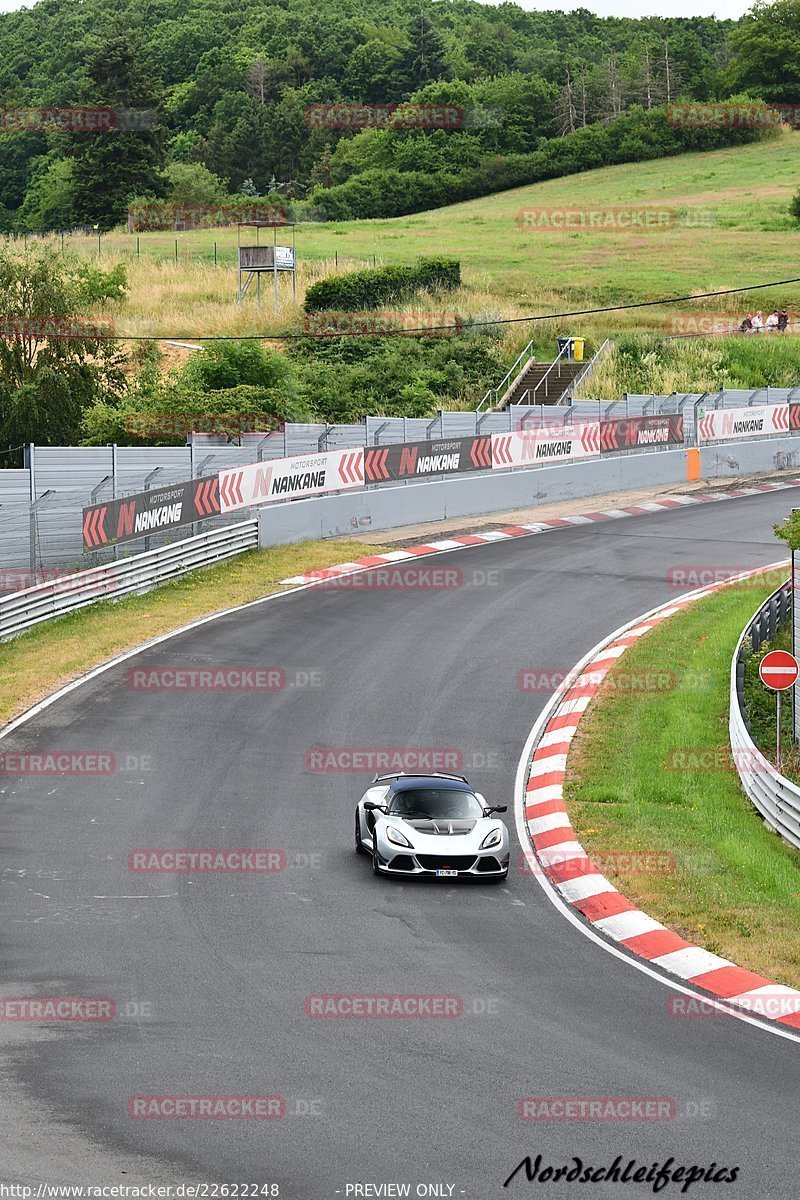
[1, 491, 798, 1197]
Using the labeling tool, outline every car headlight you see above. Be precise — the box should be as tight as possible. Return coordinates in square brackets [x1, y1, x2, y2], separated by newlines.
[386, 826, 412, 848]
[480, 827, 503, 850]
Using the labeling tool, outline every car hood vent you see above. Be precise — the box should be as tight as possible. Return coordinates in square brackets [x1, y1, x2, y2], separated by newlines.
[405, 819, 476, 836]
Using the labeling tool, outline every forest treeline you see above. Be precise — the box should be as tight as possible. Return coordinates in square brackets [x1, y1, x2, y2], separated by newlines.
[0, 0, 795, 230]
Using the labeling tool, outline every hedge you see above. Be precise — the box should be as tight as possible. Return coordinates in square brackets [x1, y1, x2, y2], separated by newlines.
[309, 104, 775, 222]
[303, 256, 461, 313]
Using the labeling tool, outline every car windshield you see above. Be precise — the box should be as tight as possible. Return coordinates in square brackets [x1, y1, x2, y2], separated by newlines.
[387, 788, 484, 819]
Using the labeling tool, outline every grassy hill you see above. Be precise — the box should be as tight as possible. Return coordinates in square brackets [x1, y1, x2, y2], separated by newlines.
[27, 133, 800, 399]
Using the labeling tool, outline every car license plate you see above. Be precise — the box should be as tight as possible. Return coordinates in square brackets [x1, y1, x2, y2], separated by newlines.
[436, 869, 458, 877]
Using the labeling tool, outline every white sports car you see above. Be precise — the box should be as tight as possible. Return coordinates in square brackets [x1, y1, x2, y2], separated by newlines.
[354, 772, 509, 880]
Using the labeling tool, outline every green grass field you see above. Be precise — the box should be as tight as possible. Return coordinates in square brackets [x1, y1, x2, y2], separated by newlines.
[10, 134, 800, 392]
[566, 575, 800, 988]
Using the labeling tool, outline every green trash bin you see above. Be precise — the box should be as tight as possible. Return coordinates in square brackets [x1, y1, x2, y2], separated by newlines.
[557, 336, 573, 358]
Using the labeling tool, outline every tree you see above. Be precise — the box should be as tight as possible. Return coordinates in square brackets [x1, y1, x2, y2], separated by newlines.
[82, 340, 309, 445]
[68, 26, 167, 228]
[0, 247, 127, 452]
[164, 162, 227, 205]
[247, 57, 274, 105]
[15, 156, 76, 231]
[728, 0, 800, 101]
[555, 68, 577, 136]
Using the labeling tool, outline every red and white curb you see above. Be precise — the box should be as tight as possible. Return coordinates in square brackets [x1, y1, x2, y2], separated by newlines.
[516, 561, 800, 1038]
[279, 479, 800, 586]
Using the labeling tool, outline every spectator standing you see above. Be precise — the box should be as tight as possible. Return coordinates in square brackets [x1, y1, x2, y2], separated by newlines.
[766, 310, 780, 331]
[752, 311, 764, 333]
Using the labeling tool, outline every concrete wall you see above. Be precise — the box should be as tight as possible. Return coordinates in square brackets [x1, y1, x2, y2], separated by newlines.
[700, 438, 800, 478]
[258, 448, 687, 546]
[258, 435, 800, 548]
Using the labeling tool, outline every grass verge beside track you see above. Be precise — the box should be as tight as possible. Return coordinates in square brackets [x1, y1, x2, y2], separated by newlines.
[566, 577, 800, 989]
[0, 539, 388, 728]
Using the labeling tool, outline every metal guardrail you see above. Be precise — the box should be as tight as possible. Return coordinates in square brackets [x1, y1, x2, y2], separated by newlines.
[0, 519, 258, 642]
[568, 338, 613, 400]
[729, 579, 800, 850]
[525, 339, 571, 405]
[477, 339, 535, 411]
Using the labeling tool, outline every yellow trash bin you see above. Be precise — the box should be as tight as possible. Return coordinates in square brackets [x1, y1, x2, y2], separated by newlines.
[572, 337, 585, 361]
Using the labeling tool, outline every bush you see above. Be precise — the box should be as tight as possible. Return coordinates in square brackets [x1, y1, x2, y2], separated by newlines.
[304, 257, 460, 313]
[309, 106, 774, 221]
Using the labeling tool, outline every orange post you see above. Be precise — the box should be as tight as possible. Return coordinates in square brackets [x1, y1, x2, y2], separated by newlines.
[686, 448, 701, 482]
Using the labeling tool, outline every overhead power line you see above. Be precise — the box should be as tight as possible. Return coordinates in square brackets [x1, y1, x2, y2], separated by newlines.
[103, 275, 800, 342]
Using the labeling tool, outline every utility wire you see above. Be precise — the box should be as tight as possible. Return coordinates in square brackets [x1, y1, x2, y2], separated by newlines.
[105, 275, 800, 341]
[2, 276, 800, 343]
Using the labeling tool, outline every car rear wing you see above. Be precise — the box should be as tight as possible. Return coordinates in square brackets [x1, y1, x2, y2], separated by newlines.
[370, 771, 470, 785]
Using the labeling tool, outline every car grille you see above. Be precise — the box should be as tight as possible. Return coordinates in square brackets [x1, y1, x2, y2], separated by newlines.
[416, 855, 477, 872]
[475, 856, 503, 872]
[387, 855, 415, 872]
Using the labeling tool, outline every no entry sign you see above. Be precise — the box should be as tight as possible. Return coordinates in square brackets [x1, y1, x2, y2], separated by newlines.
[759, 650, 799, 691]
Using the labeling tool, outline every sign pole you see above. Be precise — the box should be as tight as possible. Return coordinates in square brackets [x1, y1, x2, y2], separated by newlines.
[273, 226, 278, 314]
[759, 648, 799, 773]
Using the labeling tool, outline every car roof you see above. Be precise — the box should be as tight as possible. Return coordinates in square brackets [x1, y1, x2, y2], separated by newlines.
[389, 776, 473, 793]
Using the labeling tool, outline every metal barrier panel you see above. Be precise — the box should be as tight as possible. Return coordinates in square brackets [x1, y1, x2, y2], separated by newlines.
[730, 580, 800, 851]
[3, 392, 800, 572]
[0, 520, 259, 641]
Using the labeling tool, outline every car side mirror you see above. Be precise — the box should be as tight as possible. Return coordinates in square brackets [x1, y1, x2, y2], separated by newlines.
[364, 801, 386, 812]
[489, 805, 508, 814]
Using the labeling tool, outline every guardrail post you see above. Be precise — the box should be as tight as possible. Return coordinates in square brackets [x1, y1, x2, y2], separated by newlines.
[28, 489, 55, 580]
[794, 548, 799, 745]
[144, 466, 163, 552]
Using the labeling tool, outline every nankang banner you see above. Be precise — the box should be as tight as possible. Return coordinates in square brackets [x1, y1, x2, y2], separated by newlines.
[82, 477, 220, 549]
[364, 436, 491, 482]
[600, 415, 684, 453]
[218, 447, 364, 513]
[492, 424, 600, 468]
[697, 405, 792, 443]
